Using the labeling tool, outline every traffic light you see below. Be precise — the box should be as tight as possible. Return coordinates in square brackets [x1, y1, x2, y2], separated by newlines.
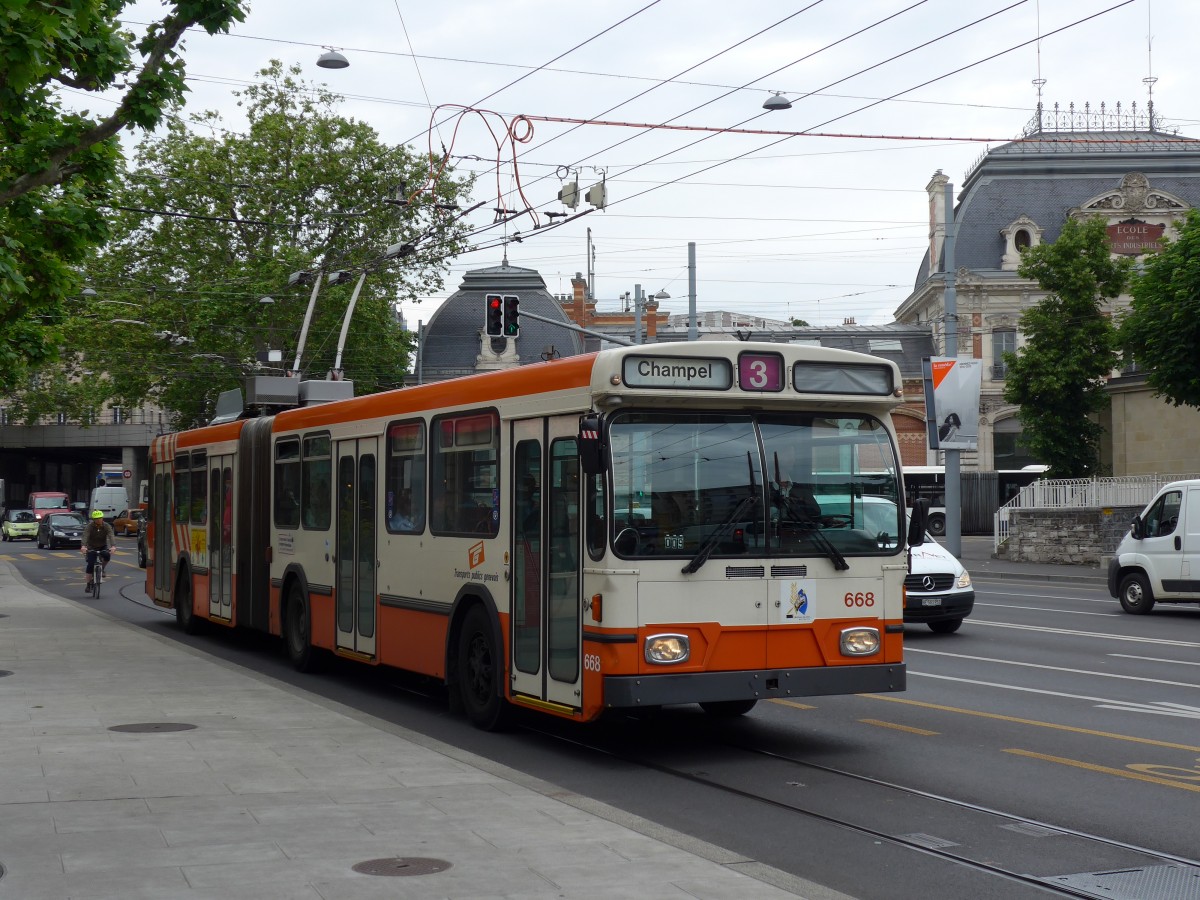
[485, 294, 503, 335]
[503, 295, 520, 336]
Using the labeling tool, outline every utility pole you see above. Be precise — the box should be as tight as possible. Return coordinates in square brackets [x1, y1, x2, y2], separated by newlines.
[943, 182, 962, 558]
[687, 242, 697, 341]
[634, 283, 644, 345]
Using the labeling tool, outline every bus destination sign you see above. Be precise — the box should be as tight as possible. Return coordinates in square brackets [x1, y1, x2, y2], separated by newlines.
[622, 355, 733, 390]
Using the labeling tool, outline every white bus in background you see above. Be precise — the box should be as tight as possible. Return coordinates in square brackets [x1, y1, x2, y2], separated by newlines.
[903, 465, 1048, 536]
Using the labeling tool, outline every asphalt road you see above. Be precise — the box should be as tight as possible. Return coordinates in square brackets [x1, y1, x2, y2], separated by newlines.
[6, 539, 1199, 900]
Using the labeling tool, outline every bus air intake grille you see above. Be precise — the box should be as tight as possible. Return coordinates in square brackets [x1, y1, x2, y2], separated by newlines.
[725, 566, 765, 578]
[770, 565, 808, 577]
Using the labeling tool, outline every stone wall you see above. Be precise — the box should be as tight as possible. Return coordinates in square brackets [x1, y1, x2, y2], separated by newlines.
[1002, 506, 1142, 566]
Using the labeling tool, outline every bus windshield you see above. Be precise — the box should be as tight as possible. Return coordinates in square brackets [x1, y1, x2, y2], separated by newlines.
[607, 411, 902, 561]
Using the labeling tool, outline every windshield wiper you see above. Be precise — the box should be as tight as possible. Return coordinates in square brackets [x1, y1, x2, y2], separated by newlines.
[681, 494, 757, 575]
[779, 494, 849, 571]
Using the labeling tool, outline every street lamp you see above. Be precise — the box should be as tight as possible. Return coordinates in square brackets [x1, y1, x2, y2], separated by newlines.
[317, 48, 349, 69]
[763, 92, 792, 111]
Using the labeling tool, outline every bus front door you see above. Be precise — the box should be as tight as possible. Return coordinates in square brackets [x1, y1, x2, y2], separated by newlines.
[335, 439, 378, 659]
[510, 417, 582, 713]
[207, 455, 234, 621]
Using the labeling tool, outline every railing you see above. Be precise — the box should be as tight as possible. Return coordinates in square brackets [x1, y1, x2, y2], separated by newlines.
[994, 473, 1200, 549]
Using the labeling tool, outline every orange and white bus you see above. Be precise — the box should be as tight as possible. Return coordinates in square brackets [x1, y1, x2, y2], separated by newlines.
[146, 341, 924, 728]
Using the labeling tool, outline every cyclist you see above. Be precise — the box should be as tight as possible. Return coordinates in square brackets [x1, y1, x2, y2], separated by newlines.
[82, 509, 116, 593]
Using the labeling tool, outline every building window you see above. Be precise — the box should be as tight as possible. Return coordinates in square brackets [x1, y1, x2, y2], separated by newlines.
[112, 407, 124, 424]
[1014, 229, 1032, 252]
[992, 329, 1016, 379]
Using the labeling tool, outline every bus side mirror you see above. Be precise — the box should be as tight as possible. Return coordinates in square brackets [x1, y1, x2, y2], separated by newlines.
[907, 498, 929, 547]
[578, 414, 605, 476]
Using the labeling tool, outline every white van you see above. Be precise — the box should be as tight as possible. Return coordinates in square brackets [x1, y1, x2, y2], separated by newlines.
[90, 485, 129, 523]
[1108, 479, 1200, 614]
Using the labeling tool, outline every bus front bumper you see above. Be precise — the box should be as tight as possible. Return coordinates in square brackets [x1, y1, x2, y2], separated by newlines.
[603, 663, 905, 708]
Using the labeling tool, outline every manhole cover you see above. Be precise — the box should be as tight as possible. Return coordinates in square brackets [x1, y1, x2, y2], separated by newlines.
[108, 722, 197, 733]
[352, 858, 451, 877]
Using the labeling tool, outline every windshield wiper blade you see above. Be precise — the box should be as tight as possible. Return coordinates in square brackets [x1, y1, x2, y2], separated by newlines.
[681, 494, 756, 575]
[779, 494, 849, 571]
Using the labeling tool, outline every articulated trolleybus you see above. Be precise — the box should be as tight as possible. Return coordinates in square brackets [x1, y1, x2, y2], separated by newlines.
[146, 341, 925, 729]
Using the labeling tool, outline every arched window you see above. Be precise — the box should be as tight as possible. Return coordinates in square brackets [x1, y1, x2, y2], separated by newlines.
[1014, 229, 1032, 252]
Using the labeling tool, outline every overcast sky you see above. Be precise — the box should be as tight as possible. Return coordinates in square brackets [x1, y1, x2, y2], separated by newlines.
[105, 0, 1197, 330]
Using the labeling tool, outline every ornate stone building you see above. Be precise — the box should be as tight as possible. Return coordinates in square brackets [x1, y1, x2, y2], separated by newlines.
[895, 102, 1200, 472]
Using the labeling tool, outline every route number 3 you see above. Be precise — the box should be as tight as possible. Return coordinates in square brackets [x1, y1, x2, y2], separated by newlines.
[738, 353, 783, 392]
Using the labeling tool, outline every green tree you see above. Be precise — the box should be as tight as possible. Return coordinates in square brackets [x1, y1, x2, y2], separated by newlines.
[1119, 208, 1200, 408]
[1003, 216, 1132, 478]
[0, 0, 247, 394]
[21, 61, 472, 429]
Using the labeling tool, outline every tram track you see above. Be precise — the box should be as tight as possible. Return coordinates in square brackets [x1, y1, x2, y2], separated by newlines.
[525, 716, 1200, 899]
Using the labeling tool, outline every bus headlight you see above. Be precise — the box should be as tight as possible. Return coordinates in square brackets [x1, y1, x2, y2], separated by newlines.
[645, 634, 690, 664]
[840, 627, 880, 656]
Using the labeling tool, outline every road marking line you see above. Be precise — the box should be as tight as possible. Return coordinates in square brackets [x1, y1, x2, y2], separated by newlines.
[861, 694, 1200, 752]
[1110, 653, 1200, 667]
[964, 619, 1200, 648]
[906, 647, 1200, 690]
[860, 718, 938, 735]
[1004, 748, 1200, 794]
[769, 699, 816, 710]
[973, 602, 1119, 617]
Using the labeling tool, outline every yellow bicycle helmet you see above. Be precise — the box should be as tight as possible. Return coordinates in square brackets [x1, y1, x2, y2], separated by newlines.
[91, 509, 104, 519]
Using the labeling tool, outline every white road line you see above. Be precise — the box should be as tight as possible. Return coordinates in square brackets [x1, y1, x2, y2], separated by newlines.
[973, 602, 1120, 617]
[963, 619, 1200, 647]
[908, 672, 1200, 718]
[1110, 653, 1200, 668]
[906, 647, 1200, 690]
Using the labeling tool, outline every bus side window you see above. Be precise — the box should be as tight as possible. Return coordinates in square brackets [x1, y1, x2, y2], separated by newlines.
[301, 434, 331, 530]
[386, 421, 426, 534]
[274, 438, 301, 530]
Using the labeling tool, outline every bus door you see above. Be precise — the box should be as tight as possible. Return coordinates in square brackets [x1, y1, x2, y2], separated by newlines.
[152, 460, 173, 603]
[207, 455, 234, 621]
[510, 417, 582, 711]
[335, 438, 378, 658]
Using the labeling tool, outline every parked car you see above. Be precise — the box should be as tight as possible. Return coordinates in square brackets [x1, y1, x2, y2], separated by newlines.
[112, 508, 145, 536]
[2, 508, 38, 542]
[136, 514, 148, 568]
[37, 513, 87, 549]
[904, 532, 975, 633]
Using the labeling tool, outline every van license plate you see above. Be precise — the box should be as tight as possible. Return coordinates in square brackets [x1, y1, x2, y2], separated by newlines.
[921, 598, 941, 607]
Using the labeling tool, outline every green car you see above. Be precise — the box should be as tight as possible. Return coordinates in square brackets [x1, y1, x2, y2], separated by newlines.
[2, 508, 38, 542]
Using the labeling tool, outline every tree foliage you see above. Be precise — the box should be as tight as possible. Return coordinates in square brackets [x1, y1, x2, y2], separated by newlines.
[1119, 208, 1200, 408]
[1003, 216, 1132, 478]
[22, 62, 473, 429]
[0, 0, 247, 394]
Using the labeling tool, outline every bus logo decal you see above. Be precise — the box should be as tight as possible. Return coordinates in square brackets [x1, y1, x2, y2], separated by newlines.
[468, 541, 485, 569]
[782, 580, 815, 624]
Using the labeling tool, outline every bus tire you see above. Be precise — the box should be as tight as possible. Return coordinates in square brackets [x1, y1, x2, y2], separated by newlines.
[284, 582, 317, 672]
[175, 569, 201, 635]
[928, 513, 946, 537]
[1118, 573, 1155, 615]
[457, 605, 510, 731]
[700, 699, 758, 717]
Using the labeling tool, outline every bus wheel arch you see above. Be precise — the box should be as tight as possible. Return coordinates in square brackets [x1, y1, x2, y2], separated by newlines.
[281, 571, 318, 672]
[448, 593, 511, 730]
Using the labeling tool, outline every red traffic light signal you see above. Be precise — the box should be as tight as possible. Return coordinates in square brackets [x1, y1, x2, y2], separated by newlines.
[503, 295, 520, 335]
[485, 294, 503, 335]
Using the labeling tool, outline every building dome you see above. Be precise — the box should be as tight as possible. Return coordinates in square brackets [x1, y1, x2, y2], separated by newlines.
[417, 264, 586, 382]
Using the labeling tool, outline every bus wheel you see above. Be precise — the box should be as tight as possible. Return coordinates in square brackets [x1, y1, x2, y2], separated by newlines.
[284, 583, 317, 672]
[175, 571, 200, 635]
[700, 699, 758, 717]
[928, 514, 946, 537]
[1119, 573, 1156, 615]
[457, 606, 510, 730]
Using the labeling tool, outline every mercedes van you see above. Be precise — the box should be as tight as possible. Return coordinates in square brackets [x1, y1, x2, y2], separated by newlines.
[1108, 479, 1200, 614]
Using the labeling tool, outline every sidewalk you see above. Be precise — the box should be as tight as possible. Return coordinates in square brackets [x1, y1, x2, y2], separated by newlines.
[955, 535, 1108, 586]
[0, 562, 843, 900]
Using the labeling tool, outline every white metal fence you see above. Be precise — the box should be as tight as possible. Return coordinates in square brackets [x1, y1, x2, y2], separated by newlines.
[994, 473, 1200, 549]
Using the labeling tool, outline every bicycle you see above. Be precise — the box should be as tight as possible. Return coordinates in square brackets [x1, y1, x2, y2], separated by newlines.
[85, 548, 112, 599]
